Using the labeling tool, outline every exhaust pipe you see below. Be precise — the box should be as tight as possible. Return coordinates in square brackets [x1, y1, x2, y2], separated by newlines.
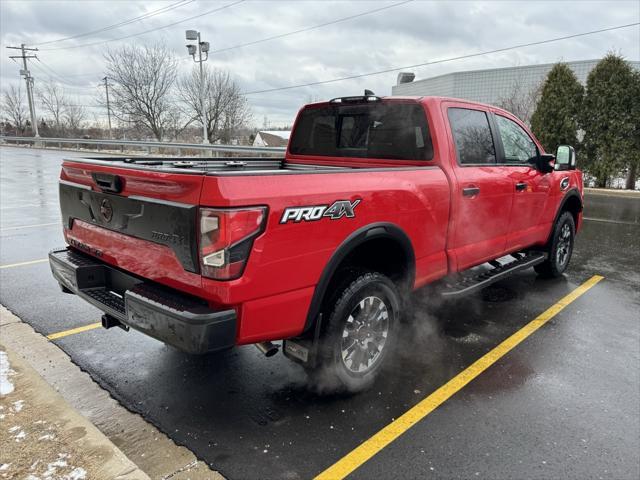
[101, 314, 129, 332]
[255, 341, 279, 357]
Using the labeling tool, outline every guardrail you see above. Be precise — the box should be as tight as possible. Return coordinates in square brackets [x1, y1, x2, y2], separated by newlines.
[0, 136, 286, 156]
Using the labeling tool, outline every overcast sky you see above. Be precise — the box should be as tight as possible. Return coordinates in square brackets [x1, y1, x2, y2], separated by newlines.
[1, 0, 638, 128]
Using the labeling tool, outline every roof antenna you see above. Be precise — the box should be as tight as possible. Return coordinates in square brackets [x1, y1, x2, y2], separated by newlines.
[364, 89, 375, 96]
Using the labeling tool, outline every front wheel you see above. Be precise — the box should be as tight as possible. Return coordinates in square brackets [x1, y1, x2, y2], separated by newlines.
[308, 271, 400, 393]
[535, 211, 575, 278]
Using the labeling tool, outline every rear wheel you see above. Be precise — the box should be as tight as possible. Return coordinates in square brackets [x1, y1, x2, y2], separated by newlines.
[534, 211, 575, 278]
[308, 271, 400, 393]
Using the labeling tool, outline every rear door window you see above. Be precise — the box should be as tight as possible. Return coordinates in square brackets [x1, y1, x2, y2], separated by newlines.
[447, 108, 496, 165]
[289, 103, 433, 160]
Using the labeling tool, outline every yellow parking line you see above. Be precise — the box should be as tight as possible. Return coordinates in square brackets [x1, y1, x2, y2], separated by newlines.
[314, 274, 605, 480]
[47, 322, 102, 340]
[0, 258, 48, 269]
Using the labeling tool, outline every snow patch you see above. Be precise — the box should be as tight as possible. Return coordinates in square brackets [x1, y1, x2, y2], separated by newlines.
[27, 453, 85, 480]
[43, 453, 70, 477]
[0, 350, 16, 395]
[67, 467, 87, 480]
[12, 399, 24, 412]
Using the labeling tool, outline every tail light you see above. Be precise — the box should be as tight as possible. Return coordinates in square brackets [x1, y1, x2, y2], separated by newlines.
[199, 207, 267, 280]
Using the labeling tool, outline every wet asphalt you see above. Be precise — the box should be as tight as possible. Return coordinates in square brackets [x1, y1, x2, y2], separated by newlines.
[1, 146, 638, 480]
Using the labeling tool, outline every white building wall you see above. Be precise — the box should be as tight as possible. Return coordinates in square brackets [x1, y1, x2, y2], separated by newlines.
[391, 59, 640, 105]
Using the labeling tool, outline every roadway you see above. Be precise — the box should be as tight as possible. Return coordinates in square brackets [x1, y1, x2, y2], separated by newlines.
[1, 145, 638, 479]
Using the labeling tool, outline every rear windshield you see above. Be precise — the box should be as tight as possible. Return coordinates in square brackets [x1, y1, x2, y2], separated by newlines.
[289, 102, 433, 160]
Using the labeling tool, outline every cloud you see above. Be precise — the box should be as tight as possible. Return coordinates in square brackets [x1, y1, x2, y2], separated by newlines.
[1, 0, 638, 127]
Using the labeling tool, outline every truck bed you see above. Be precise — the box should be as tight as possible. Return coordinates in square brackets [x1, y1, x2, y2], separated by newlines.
[71, 156, 347, 175]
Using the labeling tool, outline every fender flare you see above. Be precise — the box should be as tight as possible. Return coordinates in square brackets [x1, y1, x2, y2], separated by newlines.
[303, 222, 415, 332]
[546, 188, 583, 242]
[555, 188, 582, 220]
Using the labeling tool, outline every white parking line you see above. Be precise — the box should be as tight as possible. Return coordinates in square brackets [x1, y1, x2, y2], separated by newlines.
[0, 222, 59, 232]
[583, 216, 638, 226]
[0, 202, 58, 211]
[0, 259, 49, 269]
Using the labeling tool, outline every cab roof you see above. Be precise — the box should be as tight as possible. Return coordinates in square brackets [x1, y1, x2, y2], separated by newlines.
[306, 95, 500, 111]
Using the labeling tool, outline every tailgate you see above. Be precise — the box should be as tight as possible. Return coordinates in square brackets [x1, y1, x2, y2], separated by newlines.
[60, 159, 206, 293]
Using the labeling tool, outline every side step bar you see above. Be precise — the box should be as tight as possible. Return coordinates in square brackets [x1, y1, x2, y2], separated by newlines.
[439, 252, 546, 299]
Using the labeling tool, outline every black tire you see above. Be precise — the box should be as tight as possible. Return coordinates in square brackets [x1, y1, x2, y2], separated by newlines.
[534, 211, 575, 278]
[308, 271, 401, 393]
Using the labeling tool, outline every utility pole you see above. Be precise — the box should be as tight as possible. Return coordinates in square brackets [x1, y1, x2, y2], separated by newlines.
[6, 44, 39, 137]
[185, 30, 210, 145]
[102, 76, 112, 139]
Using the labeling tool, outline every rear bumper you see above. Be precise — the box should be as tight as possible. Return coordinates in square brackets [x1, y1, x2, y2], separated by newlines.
[49, 247, 237, 354]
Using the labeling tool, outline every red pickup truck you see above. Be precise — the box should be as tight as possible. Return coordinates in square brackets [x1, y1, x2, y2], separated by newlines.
[50, 94, 583, 391]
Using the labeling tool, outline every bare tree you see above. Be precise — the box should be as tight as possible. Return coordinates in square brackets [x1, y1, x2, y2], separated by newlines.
[1, 85, 29, 134]
[64, 101, 86, 134]
[38, 82, 68, 133]
[179, 66, 251, 143]
[496, 77, 541, 126]
[104, 44, 178, 141]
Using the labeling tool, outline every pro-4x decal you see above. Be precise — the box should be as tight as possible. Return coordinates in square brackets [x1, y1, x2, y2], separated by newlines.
[280, 199, 361, 224]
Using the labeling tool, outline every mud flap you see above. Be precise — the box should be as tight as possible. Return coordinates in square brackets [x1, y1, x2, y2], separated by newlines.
[283, 313, 323, 368]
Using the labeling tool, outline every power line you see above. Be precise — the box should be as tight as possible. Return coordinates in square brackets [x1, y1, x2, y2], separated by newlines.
[32, 59, 98, 90]
[48, 104, 103, 109]
[242, 22, 640, 95]
[59, 72, 103, 77]
[40, 0, 245, 51]
[34, 0, 195, 47]
[36, 60, 94, 88]
[209, 0, 414, 55]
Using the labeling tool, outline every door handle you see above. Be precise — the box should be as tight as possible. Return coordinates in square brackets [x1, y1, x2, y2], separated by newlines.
[462, 187, 480, 197]
[515, 182, 528, 192]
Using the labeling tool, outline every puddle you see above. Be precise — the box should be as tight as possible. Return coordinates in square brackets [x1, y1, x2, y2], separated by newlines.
[481, 285, 518, 303]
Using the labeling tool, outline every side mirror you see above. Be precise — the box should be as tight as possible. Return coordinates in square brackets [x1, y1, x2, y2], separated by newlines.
[528, 153, 555, 174]
[555, 145, 576, 171]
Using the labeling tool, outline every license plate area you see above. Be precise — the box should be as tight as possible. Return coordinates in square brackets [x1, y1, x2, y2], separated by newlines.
[76, 264, 106, 289]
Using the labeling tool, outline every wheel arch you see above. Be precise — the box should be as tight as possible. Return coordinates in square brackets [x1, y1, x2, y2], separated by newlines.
[303, 222, 415, 333]
[547, 188, 582, 243]
[560, 189, 583, 220]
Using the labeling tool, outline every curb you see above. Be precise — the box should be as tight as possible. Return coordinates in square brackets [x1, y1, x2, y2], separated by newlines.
[1, 343, 150, 479]
[584, 187, 640, 197]
[0, 306, 224, 479]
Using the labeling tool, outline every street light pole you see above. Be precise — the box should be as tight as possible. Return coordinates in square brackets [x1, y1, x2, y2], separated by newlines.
[197, 31, 208, 146]
[186, 30, 210, 145]
[103, 76, 112, 139]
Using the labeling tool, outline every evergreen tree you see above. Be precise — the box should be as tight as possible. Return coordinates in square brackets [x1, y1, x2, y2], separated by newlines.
[626, 70, 640, 189]
[581, 54, 639, 188]
[531, 63, 583, 154]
